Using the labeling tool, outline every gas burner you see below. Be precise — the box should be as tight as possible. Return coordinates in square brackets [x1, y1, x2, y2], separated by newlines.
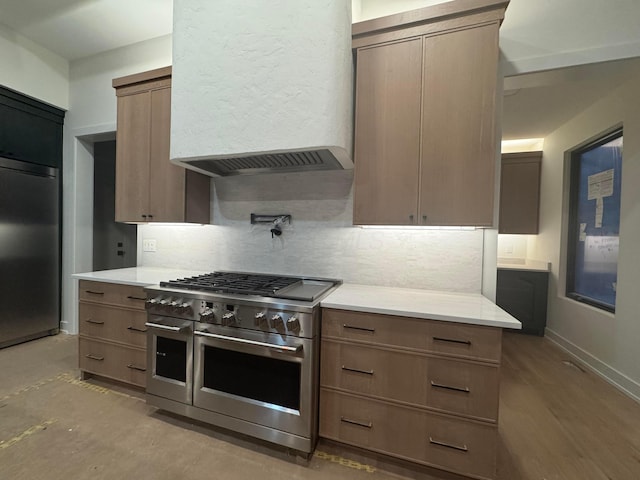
[160, 272, 300, 297]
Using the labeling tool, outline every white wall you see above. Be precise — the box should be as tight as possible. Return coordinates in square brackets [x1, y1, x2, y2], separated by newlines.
[529, 70, 640, 400]
[61, 35, 172, 333]
[0, 23, 69, 108]
[138, 171, 484, 292]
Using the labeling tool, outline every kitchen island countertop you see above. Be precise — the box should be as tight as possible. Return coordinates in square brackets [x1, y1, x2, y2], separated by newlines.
[321, 283, 521, 329]
[72, 267, 208, 287]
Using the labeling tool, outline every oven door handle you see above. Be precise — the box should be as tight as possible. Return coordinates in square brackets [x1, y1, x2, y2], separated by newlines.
[145, 322, 184, 332]
[194, 330, 303, 353]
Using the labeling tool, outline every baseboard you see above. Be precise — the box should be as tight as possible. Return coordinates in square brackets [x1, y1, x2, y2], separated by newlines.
[545, 327, 640, 404]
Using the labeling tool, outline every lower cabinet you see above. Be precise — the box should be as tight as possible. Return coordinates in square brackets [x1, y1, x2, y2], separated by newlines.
[78, 280, 148, 388]
[496, 269, 549, 336]
[320, 308, 502, 480]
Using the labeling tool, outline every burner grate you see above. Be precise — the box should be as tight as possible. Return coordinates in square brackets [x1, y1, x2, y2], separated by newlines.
[159, 272, 300, 297]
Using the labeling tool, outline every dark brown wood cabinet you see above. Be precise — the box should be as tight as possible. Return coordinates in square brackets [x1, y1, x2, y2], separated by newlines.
[499, 152, 542, 234]
[352, 0, 508, 226]
[113, 67, 210, 224]
[319, 308, 503, 480]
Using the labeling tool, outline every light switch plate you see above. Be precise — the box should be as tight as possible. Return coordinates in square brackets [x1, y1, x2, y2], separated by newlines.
[143, 239, 157, 252]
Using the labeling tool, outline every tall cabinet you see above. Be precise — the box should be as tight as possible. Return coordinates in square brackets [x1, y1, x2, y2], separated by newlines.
[352, 0, 508, 226]
[113, 67, 210, 224]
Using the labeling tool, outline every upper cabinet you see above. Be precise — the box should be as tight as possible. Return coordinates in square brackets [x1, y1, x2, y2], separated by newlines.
[0, 86, 65, 168]
[352, 0, 509, 226]
[113, 67, 210, 224]
[499, 152, 542, 234]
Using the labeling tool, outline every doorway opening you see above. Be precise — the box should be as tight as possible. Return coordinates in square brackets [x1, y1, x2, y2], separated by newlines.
[93, 140, 137, 270]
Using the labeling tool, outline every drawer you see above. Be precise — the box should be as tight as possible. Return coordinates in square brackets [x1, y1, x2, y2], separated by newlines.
[79, 338, 147, 387]
[79, 303, 147, 348]
[322, 308, 502, 362]
[320, 389, 497, 480]
[79, 280, 147, 310]
[321, 341, 499, 421]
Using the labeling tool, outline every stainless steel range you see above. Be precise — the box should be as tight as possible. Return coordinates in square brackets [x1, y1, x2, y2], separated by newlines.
[144, 271, 340, 455]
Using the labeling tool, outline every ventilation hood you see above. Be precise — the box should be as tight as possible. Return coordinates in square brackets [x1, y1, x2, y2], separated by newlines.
[170, 0, 353, 177]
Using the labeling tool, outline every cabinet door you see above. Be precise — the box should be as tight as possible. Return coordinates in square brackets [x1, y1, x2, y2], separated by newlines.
[148, 86, 187, 222]
[420, 23, 499, 226]
[499, 153, 541, 234]
[353, 38, 422, 225]
[115, 92, 151, 222]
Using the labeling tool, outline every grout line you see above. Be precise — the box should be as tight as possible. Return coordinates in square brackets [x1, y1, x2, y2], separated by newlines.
[0, 419, 56, 450]
[0, 373, 70, 403]
[55, 373, 144, 402]
[314, 450, 377, 473]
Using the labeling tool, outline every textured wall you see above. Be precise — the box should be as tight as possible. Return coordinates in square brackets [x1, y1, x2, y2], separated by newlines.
[139, 171, 484, 292]
[171, 0, 353, 162]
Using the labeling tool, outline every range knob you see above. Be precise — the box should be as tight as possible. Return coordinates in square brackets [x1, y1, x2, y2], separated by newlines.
[145, 297, 159, 308]
[254, 312, 268, 328]
[221, 311, 237, 327]
[200, 308, 215, 323]
[286, 316, 301, 334]
[270, 314, 284, 332]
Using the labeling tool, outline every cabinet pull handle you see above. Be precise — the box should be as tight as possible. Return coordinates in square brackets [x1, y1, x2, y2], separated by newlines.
[430, 381, 470, 393]
[342, 366, 374, 376]
[340, 417, 372, 429]
[147, 214, 153, 219]
[433, 336, 471, 346]
[85, 319, 104, 325]
[127, 326, 148, 333]
[126, 364, 146, 372]
[85, 290, 105, 296]
[422, 215, 427, 223]
[85, 354, 104, 361]
[141, 214, 147, 219]
[409, 214, 414, 223]
[127, 296, 147, 301]
[429, 437, 468, 452]
[343, 324, 375, 333]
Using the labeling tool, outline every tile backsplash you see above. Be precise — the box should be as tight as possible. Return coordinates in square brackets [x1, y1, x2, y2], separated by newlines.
[139, 171, 484, 292]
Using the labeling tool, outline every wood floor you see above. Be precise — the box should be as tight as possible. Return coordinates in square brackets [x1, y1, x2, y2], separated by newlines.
[0, 332, 639, 480]
[497, 332, 640, 479]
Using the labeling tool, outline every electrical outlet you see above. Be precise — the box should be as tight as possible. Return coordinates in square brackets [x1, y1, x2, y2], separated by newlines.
[143, 239, 157, 252]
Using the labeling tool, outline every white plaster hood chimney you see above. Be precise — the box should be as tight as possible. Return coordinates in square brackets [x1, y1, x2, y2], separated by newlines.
[170, 0, 353, 177]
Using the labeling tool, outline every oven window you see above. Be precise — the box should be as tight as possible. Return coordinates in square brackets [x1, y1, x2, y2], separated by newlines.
[156, 337, 187, 382]
[203, 346, 301, 410]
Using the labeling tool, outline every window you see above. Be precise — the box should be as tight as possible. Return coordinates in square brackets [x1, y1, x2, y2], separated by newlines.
[566, 128, 622, 313]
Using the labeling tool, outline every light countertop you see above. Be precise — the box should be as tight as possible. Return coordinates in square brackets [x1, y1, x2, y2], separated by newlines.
[497, 259, 551, 272]
[321, 283, 521, 329]
[72, 267, 207, 287]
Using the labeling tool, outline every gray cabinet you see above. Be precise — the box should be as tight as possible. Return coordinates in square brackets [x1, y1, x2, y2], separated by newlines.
[496, 269, 549, 336]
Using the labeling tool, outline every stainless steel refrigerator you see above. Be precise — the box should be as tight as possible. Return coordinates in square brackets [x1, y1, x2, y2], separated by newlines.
[0, 156, 59, 348]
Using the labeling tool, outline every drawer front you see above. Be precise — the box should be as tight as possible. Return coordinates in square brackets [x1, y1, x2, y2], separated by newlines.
[79, 338, 147, 387]
[322, 308, 502, 362]
[79, 280, 147, 310]
[321, 341, 499, 421]
[426, 357, 499, 421]
[322, 340, 426, 404]
[79, 303, 147, 347]
[320, 389, 497, 480]
[319, 389, 427, 462]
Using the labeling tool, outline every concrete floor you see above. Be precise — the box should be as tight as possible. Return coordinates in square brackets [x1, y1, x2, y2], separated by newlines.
[0, 334, 458, 480]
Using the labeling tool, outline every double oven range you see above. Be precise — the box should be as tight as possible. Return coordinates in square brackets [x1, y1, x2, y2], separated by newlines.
[144, 271, 340, 454]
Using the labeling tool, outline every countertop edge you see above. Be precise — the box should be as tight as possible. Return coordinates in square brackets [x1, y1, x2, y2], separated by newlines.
[320, 303, 521, 329]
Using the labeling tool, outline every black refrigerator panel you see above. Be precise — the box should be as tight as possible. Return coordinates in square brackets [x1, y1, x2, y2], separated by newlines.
[0, 157, 59, 348]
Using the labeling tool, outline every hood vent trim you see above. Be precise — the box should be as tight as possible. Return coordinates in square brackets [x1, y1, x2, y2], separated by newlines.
[188, 149, 343, 177]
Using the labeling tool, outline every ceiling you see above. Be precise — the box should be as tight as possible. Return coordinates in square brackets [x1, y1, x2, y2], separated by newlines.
[0, 0, 172, 61]
[1, 0, 638, 140]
